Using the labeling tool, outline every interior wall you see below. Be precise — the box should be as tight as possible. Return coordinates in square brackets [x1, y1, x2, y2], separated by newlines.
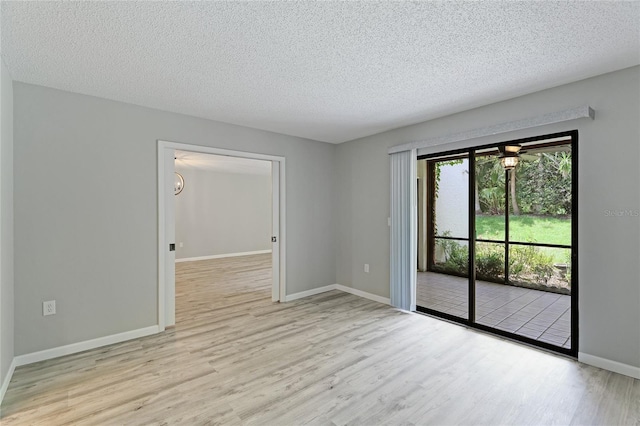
[0, 57, 15, 387]
[13, 82, 336, 356]
[335, 66, 640, 369]
[175, 165, 271, 259]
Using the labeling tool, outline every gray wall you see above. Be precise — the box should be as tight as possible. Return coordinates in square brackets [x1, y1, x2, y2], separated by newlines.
[175, 166, 271, 259]
[0, 57, 14, 388]
[13, 82, 336, 355]
[336, 66, 640, 368]
[10, 67, 639, 370]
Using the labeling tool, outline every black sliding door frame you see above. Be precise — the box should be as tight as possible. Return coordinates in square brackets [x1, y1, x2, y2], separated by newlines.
[468, 150, 476, 323]
[417, 130, 578, 358]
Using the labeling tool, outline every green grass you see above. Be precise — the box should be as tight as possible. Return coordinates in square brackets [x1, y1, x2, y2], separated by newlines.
[476, 215, 571, 247]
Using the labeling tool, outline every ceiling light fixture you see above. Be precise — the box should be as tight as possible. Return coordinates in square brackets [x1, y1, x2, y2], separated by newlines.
[499, 145, 521, 170]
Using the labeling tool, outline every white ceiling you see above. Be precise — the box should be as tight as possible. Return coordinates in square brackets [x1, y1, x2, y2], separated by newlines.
[175, 150, 271, 176]
[1, 2, 638, 144]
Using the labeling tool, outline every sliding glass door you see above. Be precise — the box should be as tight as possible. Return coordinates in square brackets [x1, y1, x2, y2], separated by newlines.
[417, 154, 469, 320]
[416, 131, 577, 356]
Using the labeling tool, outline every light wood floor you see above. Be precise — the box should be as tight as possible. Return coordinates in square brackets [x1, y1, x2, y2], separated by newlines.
[2, 254, 638, 425]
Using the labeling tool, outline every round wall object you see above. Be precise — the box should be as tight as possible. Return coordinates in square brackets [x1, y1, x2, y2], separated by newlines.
[174, 172, 184, 195]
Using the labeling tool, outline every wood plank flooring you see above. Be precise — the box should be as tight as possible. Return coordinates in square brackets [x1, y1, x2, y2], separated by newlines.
[2, 253, 638, 425]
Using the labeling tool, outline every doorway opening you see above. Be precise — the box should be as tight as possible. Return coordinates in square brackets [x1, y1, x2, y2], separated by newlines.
[158, 141, 285, 329]
[416, 131, 578, 356]
[173, 151, 273, 325]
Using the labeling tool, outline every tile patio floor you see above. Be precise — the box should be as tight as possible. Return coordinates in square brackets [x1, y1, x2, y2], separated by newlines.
[417, 272, 572, 349]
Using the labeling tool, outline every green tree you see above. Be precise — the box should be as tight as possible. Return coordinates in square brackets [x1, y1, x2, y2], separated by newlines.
[476, 157, 505, 214]
[515, 152, 572, 215]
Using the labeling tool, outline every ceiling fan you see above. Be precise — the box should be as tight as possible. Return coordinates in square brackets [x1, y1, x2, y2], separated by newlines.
[496, 143, 567, 169]
[498, 145, 522, 170]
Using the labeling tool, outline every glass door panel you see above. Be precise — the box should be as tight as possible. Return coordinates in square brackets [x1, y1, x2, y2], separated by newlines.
[474, 148, 508, 328]
[417, 155, 469, 320]
[474, 142, 574, 350]
[475, 149, 505, 243]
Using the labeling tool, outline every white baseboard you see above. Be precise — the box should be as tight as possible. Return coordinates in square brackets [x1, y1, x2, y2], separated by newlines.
[284, 283, 391, 305]
[14, 325, 160, 367]
[578, 352, 640, 379]
[335, 284, 391, 305]
[176, 250, 271, 263]
[0, 357, 17, 406]
[284, 284, 337, 302]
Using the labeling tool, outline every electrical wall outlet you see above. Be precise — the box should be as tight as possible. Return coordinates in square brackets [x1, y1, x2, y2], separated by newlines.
[43, 300, 56, 316]
[364, 264, 370, 273]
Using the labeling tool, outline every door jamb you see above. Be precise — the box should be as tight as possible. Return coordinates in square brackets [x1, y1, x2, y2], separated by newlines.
[157, 140, 286, 331]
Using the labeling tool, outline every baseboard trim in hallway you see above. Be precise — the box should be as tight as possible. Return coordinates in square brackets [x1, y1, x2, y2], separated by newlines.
[579, 352, 640, 379]
[13, 325, 160, 368]
[175, 250, 272, 263]
[285, 283, 391, 305]
[284, 285, 337, 302]
[0, 358, 16, 408]
[334, 284, 391, 305]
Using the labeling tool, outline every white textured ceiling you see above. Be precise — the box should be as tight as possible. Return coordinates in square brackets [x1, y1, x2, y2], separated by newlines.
[1, 2, 639, 143]
[175, 150, 271, 176]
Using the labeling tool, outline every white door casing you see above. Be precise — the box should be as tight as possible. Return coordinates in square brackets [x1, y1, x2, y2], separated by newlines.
[158, 140, 286, 330]
[271, 160, 280, 302]
[163, 149, 176, 327]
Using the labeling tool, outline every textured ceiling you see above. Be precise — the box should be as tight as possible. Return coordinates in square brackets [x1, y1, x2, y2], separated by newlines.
[1, 2, 639, 143]
[175, 151, 271, 176]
